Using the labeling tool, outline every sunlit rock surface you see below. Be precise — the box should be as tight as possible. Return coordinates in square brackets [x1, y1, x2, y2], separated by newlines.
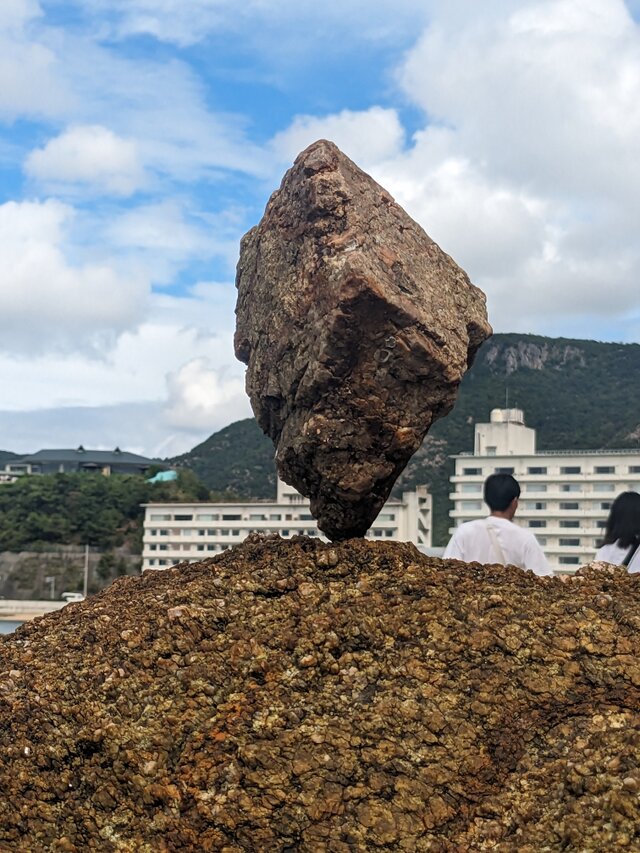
[235, 140, 491, 539]
[1, 539, 639, 850]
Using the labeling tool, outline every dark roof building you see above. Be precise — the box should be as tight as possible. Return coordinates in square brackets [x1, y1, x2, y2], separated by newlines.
[3, 446, 162, 477]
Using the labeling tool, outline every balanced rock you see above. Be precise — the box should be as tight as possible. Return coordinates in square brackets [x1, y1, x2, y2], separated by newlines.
[2, 540, 640, 850]
[235, 140, 491, 540]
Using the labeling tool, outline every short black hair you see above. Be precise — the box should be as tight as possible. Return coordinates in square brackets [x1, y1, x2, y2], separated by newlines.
[603, 491, 640, 548]
[483, 473, 520, 512]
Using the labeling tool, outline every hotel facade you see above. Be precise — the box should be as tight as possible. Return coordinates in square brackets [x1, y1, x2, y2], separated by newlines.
[450, 408, 640, 573]
[142, 479, 432, 570]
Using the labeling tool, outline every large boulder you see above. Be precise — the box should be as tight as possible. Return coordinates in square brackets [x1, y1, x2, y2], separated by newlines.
[235, 140, 491, 540]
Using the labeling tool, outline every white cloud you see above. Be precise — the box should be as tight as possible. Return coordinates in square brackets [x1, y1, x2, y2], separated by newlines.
[400, 0, 640, 200]
[0, 0, 41, 31]
[271, 107, 405, 170]
[105, 201, 242, 285]
[164, 357, 249, 431]
[25, 125, 145, 195]
[0, 1, 72, 120]
[79, 0, 430, 48]
[0, 199, 149, 354]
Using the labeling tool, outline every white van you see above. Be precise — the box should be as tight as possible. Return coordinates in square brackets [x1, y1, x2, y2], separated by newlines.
[61, 592, 85, 603]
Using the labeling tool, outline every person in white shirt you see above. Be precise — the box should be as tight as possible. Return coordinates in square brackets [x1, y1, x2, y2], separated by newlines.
[443, 473, 552, 576]
[594, 491, 640, 573]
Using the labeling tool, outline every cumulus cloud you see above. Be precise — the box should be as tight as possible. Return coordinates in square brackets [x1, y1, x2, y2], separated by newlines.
[25, 125, 145, 195]
[0, 199, 149, 354]
[271, 107, 405, 170]
[369, 0, 640, 334]
[164, 357, 249, 431]
[0, 281, 249, 454]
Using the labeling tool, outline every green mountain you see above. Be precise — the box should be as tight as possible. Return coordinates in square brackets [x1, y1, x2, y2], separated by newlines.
[172, 333, 640, 545]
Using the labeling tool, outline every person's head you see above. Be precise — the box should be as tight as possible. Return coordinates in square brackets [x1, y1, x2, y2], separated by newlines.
[484, 473, 521, 518]
[603, 491, 640, 548]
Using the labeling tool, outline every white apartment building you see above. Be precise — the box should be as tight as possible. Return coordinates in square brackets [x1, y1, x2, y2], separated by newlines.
[450, 408, 640, 574]
[142, 479, 432, 570]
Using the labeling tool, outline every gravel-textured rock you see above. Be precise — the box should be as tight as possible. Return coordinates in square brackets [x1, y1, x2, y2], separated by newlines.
[1, 539, 640, 851]
[235, 140, 491, 540]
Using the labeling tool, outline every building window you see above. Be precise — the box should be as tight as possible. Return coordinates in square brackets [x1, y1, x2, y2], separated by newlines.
[385, 530, 393, 537]
[222, 514, 242, 521]
[596, 520, 607, 528]
[461, 484, 482, 493]
[559, 502, 580, 510]
[461, 501, 483, 510]
[600, 502, 612, 510]
[559, 556, 580, 565]
[594, 484, 615, 492]
[207, 545, 216, 551]
[560, 466, 581, 474]
[629, 466, 640, 474]
[526, 485, 547, 493]
[559, 538, 581, 546]
[560, 520, 580, 528]
[529, 520, 546, 528]
[524, 501, 547, 510]
[249, 514, 267, 521]
[536, 537, 547, 545]
[495, 467, 514, 474]
[198, 529, 206, 536]
[463, 467, 482, 475]
[159, 529, 170, 536]
[527, 467, 547, 475]
[197, 545, 205, 551]
[594, 466, 615, 474]
[378, 512, 397, 521]
[561, 484, 581, 492]
[197, 514, 218, 521]
[159, 545, 168, 551]
[269, 514, 282, 521]
[149, 544, 157, 551]
[486, 447, 497, 456]
[150, 514, 171, 521]
[174, 514, 193, 521]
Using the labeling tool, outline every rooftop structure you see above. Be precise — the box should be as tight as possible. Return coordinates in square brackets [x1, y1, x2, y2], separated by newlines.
[3, 447, 161, 478]
[450, 408, 640, 574]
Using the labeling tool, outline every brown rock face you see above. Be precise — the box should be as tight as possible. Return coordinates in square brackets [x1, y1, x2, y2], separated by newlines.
[1, 540, 640, 850]
[235, 140, 491, 540]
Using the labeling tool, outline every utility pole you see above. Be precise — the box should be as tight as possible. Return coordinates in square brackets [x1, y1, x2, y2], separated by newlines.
[83, 544, 89, 598]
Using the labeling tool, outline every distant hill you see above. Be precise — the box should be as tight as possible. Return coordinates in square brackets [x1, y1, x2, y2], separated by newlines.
[170, 418, 276, 500]
[171, 333, 640, 545]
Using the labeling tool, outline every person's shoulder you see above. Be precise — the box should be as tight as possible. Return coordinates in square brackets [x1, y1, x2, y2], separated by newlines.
[456, 518, 487, 535]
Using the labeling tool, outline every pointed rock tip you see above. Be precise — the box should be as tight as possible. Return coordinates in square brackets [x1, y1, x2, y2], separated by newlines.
[295, 139, 345, 174]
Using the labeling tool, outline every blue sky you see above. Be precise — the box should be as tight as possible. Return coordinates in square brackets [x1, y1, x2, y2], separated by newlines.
[2, 0, 640, 457]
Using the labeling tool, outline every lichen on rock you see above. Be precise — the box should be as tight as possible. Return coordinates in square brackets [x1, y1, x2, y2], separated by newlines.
[235, 140, 491, 540]
[1, 538, 640, 851]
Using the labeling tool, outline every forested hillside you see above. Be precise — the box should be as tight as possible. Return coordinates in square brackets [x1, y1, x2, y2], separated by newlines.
[0, 469, 214, 553]
[172, 333, 640, 544]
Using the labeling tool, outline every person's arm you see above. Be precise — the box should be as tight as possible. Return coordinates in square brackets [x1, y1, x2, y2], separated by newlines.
[524, 536, 553, 576]
[443, 529, 464, 560]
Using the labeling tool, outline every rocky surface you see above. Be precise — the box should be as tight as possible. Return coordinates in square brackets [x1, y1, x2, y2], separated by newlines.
[1, 538, 640, 851]
[235, 140, 491, 539]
